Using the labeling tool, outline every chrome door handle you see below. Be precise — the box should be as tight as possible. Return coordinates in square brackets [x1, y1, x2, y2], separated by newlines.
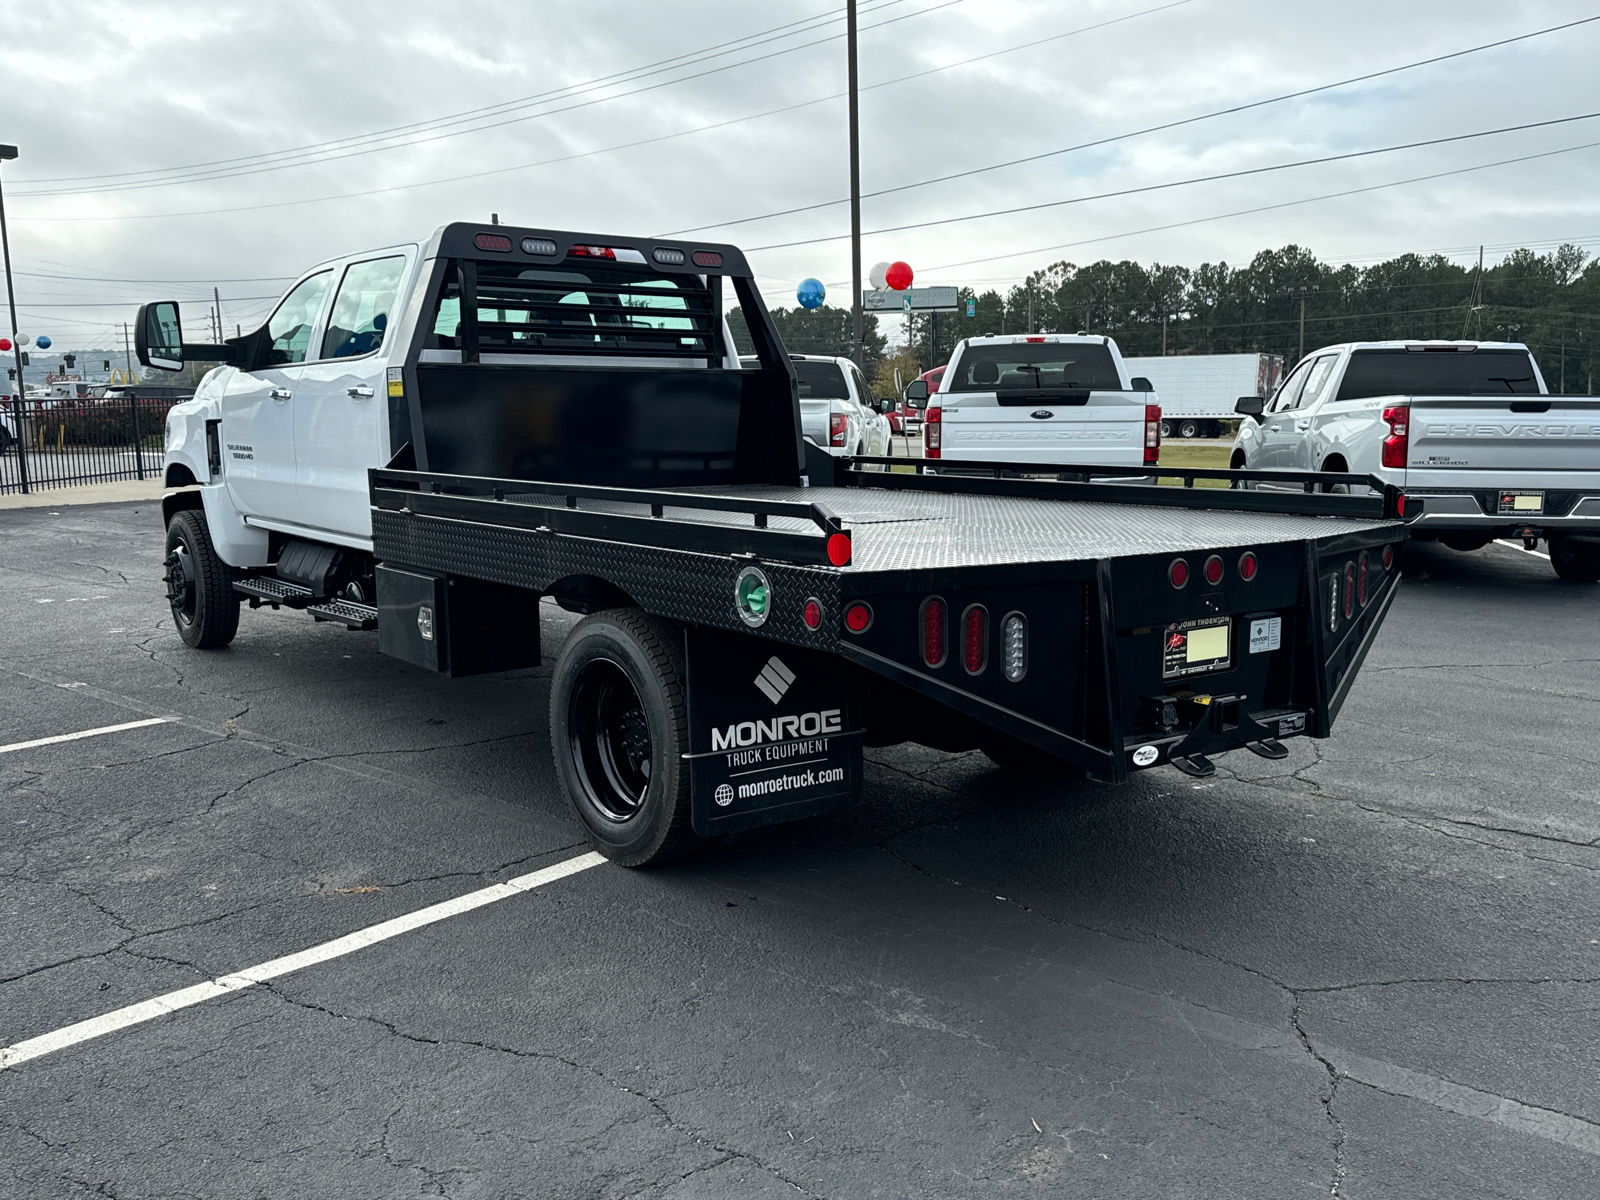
[270, 388, 292, 402]
[1268, 424, 1280, 432]
[347, 385, 375, 399]
[1295, 421, 1310, 431]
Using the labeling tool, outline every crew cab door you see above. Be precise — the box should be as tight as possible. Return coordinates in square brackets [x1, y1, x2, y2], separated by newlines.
[292, 252, 411, 538]
[1256, 354, 1336, 470]
[222, 269, 334, 521]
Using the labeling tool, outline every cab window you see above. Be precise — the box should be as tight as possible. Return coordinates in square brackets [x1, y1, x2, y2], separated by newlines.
[263, 271, 333, 367]
[321, 256, 406, 360]
[1286, 354, 1338, 410]
[1268, 359, 1312, 413]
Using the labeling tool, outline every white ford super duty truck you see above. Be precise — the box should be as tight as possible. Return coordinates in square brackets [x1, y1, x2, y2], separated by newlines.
[906, 334, 1160, 471]
[1230, 340, 1600, 580]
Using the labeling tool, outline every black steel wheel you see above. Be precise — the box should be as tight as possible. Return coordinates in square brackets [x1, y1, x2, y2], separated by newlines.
[163, 509, 240, 649]
[551, 608, 699, 866]
[1549, 535, 1600, 582]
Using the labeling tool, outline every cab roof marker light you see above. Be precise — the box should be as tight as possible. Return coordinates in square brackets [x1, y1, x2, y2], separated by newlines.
[474, 233, 513, 252]
[653, 247, 686, 265]
[692, 250, 723, 268]
[520, 237, 557, 256]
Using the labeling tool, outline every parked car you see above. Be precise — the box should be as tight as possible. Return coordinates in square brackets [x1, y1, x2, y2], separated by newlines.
[741, 353, 892, 458]
[1231, 339, 1600, 579]
[910, 334, 1159, 471]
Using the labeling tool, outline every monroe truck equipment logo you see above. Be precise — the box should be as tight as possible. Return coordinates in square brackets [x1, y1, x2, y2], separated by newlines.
[711, 709, 843, 751]
[753, 656, 795, 704]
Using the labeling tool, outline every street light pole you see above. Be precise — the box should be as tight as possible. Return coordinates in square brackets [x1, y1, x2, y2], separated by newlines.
[0, 143, 32, 495]
[847, 0, 863, 371]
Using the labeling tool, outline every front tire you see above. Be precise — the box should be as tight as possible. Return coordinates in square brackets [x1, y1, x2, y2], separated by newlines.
[1549, 535, 1600, 582]
[551, 609, 700, 866]
[163, 509, 240, 649]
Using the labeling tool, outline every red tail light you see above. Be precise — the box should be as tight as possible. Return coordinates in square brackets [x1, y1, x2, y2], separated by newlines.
[568, 244, 616, 259]
[1203, 555, 1224, 586]
[1381, 405, 1409, 469]
[1144, 404, 1161, 466]
[1382, 544, 1395, 571]
[844, 602, 873, 633]
[962, 605, 988, 674]
[826, 532, 852, 566]
[802, 598, 823, 630]
[923, 406, 941, 458]
[691, 250, 723, 268]
[830, 412, 848, 447]
[1343, 562, 1356, 619]
[473, 233, 513, 252]
[1238, 551, 1258, 581]
[920, 597, 947, 667]
[1169, 558, 1190, 589]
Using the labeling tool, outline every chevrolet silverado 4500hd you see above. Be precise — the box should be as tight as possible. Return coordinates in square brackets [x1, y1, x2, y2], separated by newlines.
[140, 223, 1414, 865]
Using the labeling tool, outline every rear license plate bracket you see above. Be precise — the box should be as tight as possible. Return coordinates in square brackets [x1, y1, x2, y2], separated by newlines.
[1163, 616, 1233, 679]
[1497, 490, 1544, 515]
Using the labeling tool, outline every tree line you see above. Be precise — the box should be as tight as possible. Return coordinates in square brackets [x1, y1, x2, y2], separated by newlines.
[731, 243, 1600, 397]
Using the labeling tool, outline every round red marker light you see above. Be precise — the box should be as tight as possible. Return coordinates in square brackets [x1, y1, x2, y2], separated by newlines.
[1169, 558, 1189, 589]
[802, 598, 823, 630]
[1382, 544, 1395, 571]
[843, 602, 872, 633]
[826, 532, 852, 567]
[1238, 551, 1258, 581]
[1204, 555, 1224, 586]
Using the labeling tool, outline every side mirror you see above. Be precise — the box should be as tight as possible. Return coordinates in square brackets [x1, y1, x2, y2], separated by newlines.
[1130, 376, 1153, 393]
[1234, 395, 1265, 418]
[904, 379, 929, 406]
[879, 398, 896, 413]
[135, 302, 184, 371]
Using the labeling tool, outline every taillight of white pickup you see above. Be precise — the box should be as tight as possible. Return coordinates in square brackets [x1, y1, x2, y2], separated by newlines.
[1381, 405, 1409, 469]
[830, 412, 848, 447]
[923, 406, 942, 459]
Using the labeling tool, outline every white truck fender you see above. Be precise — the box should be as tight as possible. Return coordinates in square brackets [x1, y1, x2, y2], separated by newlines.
[160, 379, 270, 568]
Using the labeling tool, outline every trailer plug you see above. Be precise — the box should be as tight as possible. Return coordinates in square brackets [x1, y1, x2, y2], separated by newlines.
[1139, 694, 1179, 732]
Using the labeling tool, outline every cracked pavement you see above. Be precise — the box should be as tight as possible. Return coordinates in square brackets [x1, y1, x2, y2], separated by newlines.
[3, 503, 1599, 1198]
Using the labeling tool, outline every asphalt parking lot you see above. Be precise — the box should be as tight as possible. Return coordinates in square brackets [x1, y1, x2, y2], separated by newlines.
[4, 500, 1599, 1199]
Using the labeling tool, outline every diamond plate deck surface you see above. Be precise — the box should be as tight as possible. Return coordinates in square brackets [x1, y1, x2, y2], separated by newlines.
[503, 484, 1397, 572]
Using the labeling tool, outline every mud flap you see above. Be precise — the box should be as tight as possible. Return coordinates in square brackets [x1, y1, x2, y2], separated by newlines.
[685, 627, 862, 837]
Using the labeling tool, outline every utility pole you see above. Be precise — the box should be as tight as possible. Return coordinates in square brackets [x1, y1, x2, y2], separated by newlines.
[1297, 289, 1306, 361]
[0, 143, 32, 495]
[1161, 310, 1168, 356]
[847, 0, 863, 371]
[1027, 285, 1034, 335]
[123, 322, 133, 378]
[213, 286, 223, 345]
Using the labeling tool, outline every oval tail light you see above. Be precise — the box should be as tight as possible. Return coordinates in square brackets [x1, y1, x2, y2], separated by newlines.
[1358, 552, 1369, 607]
[1343, 562, 1356, 619]
[920, 597, 947, 668]
[692, 250, 724, 268]
[474, 233, 513, 252]
[962, 605, 988, 675]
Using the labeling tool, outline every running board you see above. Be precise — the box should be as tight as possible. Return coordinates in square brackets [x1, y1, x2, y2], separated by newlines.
[234, 576, 314, 608]
[307, 598, 378, 631]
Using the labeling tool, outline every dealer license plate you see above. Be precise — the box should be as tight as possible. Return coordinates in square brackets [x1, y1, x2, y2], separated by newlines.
[1162, 616, 1233, 680]
[1497, 490, 1544, 515]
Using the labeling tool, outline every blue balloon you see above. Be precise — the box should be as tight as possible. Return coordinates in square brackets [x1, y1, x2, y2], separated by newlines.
[35, 334, 51, 349]
[796, 278, 826, 310]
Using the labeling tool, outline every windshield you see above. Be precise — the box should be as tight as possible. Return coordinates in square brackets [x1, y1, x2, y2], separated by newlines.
[1335, 349, 1540, 399]
[795, 361, 849, 400]
[949, 343, 1122, 392]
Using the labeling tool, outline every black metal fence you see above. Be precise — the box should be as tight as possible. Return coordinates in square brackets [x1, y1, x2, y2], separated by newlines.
[0, 394, 180, 494]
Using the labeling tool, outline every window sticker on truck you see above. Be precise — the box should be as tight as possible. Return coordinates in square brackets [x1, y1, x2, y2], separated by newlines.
[1162, 617, 1232, 679]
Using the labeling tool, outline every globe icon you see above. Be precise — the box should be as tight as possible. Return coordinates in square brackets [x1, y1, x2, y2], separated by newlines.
[715, 783, 735, 807]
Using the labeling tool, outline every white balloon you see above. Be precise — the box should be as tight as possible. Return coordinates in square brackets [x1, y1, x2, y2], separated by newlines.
[868, 261, 890, 291]
[15, 334, 29, 347]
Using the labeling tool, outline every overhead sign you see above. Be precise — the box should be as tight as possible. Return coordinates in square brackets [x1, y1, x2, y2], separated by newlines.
[862, 286, 959, 312]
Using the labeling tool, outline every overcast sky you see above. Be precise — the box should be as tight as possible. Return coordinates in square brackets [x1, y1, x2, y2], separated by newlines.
[4, 0, 1599, 351]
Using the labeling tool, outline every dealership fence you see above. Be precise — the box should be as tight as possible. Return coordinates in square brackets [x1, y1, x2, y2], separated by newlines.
[0, 394, 182, 495]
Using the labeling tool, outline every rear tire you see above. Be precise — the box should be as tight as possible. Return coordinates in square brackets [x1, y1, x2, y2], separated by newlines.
[550, 609, 701, 866]
[1179, 420, 1199, 439]
[163, 509, 240, 649]
[1549, 535, 1600, 582]
[982, 740, 1086, 779]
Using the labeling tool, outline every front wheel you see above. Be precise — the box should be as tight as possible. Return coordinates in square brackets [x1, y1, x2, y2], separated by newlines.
[1549, 535, 1600, 582]
[550, 609, 700, 866]
[163, 509, 240, 649]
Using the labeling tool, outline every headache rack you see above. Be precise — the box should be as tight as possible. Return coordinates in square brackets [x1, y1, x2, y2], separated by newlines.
[829, 456, 1412, 521]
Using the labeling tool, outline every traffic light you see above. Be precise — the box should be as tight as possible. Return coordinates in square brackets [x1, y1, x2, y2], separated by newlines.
[19, 352, 27, 366]
[6, 368, 13, 380]
[102, 359, 111, 371]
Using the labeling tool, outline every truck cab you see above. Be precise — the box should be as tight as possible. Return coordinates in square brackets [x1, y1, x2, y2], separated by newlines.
[917, 334, 1159, 470]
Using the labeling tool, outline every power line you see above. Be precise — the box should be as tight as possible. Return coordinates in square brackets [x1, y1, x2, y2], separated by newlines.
[917, 137, 1600, 274]
[15, 0, 961, 199]
[6, 0, 1192, 224]
[745, 113, 1600, 253]
[659, 13, 1600, 237]
[14, 0, 914, 191]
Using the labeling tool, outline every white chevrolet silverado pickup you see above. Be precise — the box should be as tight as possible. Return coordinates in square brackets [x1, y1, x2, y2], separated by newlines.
[1231, 340, 1600, 580]
[908, 334, 1160, 470]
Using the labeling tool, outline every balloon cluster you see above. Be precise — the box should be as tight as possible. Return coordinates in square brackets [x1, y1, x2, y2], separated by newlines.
[870, 261, 914, 291]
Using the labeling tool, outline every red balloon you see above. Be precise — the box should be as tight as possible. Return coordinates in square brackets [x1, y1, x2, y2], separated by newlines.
[0, 338, 10, 352]
[885, 261, 914, 291]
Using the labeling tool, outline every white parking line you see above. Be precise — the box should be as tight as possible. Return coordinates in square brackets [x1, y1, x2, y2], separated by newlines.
[1494, 538, 1552, 560]
[0, 718, 171, 756]
[0, 850, 606, 1070]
